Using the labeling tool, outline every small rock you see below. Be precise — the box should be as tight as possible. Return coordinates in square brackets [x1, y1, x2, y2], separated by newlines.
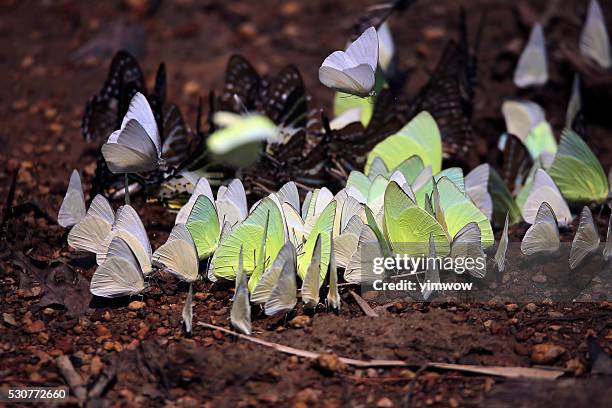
[26, 320, 45, 333]
[95, 324, 111, 339]
[525, 303, 538, 313]
[90, 356, 103, 376]
[313, 353, 346, 374]
[377, 397, 394, 407]
[128, 301, 145, 311]
[102, 311, 112, 321]
[451, 313, 466, 323]
[423, 26, 446, 40]
[531, 343, 566, 364]
[12, 99, 28, 111]
[566, 358, 586, 376]
[290, 315, 311, 328]
[3, 313, 18, 327]
[136, 323, 149, 340]
[532, 274, 547, 283]
[505, 303, 519, 313]
[157, 327, 170, 336]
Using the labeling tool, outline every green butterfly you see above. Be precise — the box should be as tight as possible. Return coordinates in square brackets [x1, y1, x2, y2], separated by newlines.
[366, 111, 442, 175]
[548, 129, 609, 204]
[212, 197, 285, 280]
[297, 200, 336, 285]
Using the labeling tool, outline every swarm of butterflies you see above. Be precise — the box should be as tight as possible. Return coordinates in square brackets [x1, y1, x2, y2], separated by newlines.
[56, 0, 612, 335]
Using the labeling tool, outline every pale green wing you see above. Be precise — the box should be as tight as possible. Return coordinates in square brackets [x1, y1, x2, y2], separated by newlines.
[394, 156, 425, 185]
[252, 241, 297, 304]
[488, 168, 522, 227]
[297, 201, 336, 282]
[384, 182, 450, 256]
[186, 195, 220, 260]
[346, 171, 371, 201]
[367, 157, 390, 180]
[366, 111, 441, 174]
[436, 177, 494, 247]
[525, 121, 557, 160]
[548, 129, 609, 204]
[301, 234, 321, 308]
[152, 224, 199, 282]
[333, 92, 373, 126]
[327, 233, 340, 310]
[213, 198, 284, 279]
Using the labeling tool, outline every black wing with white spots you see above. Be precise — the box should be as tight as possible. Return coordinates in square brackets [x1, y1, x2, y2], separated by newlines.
[82, 50, 145, 142]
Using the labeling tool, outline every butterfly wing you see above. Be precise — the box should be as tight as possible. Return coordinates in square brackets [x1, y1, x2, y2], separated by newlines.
[514, 24, 548, 88]
[153, 224, 199, 282]
[82, 51, 145, 142]
[218, 55, 261, 113]
[569, 206, 600, 269]
[58, 170, 86, 228]
[91, 237, 145, 298]
[102, 120, 160, 173]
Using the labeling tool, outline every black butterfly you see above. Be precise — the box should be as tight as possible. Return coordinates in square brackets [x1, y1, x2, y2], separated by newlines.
[217, 55, 261, 114]
[497, 134, 533, 195]
[352, 0, 415, 38]
[402, 8, 483, 167]
[217, 55, 309, 129]
[82, 50, 146, 142]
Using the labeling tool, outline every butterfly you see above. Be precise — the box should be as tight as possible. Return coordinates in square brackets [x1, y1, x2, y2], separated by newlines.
[319, 27, 379, 97]
[152, 224, 199, 282]
[497, 133, 533, 195]
[90, 236, 147, 298]
[569, 206, 600, 269]
[522, 169, 572, 227]
[494, 213, 509, 273]
[230, 247, 252, 335]
[406, 42, 475, 161]
[465, 164, 493, 221]
[301, 233, 322, 308]
[98, 204, 153, 274]
[82, 50, 146, 142]
[548, 129, 609, 205]
[604, 215, 612, 261]
[58, 170, 87, 228]
[521, 202, 560, 256]
[579, 0, 611, 69]
[182, 284, 193, 335]
[514, 23, 548, 88]
[101, 92, 163, 174]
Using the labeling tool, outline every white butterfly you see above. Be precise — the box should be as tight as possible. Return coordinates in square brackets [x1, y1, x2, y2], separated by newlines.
[90, 236, 147, 298]
[421, 233, 440, 301]
[569, 206, 600, 269]
[301, 234, 322, 308]
[465, 164, 493, 221]
[251, 242, 296, 304]
[522, 169, 572, 227]
[494, 214, 509, 273]
[319, 26, 379, 97]
[152, 224, 199, 282]
[182, 284, 193, 335]
[377, 21, 395, 74]
[230, 248, 251, 335]
[580, 0, 611, 69]
[450, 223, 486, 278]
[501, 100, 545, 143]
[98, 205, 152, 273]
[101, 92, 163, 174]
[327, 235, 341, 310]
[514, 23, 548, 88]
[175, 178, 215, 225]
[345, 224, 383, 284]
[58, 170, 86, 228]
[68, 194, 115, 259]
[216, 179, 248, 227]
[521, 202, 560, 255]
[566, 75, 582, 128]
